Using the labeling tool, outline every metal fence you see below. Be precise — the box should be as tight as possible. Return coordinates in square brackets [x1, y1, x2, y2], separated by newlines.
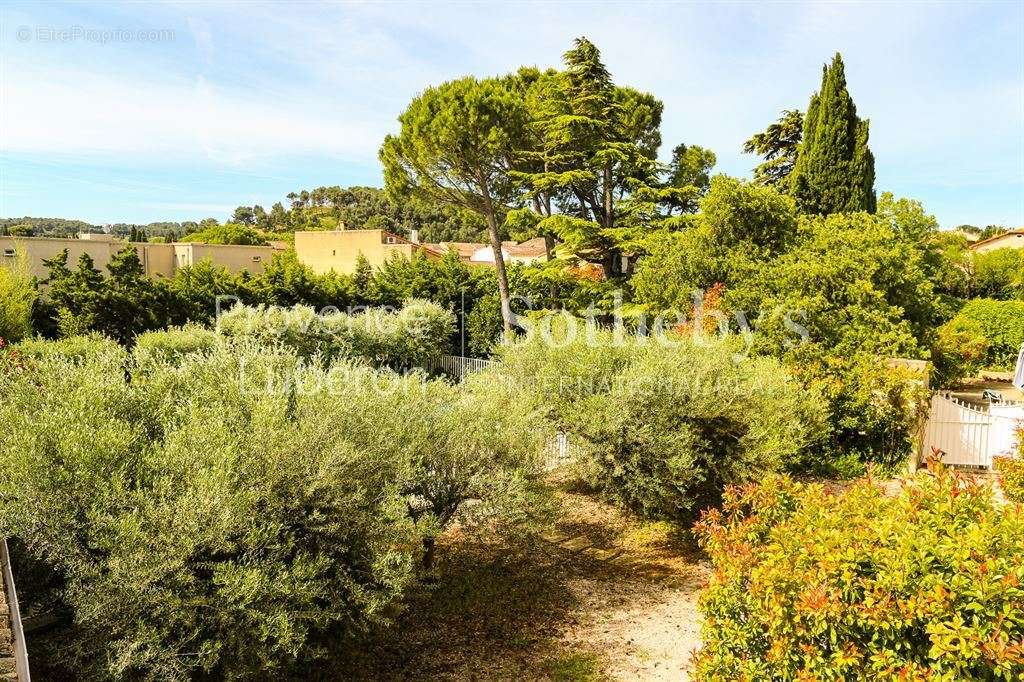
[921, 393, 1023, 468]
[1, 538, 30, 681]
[424, 355, 494, 381]
[546, 431, 588, 469]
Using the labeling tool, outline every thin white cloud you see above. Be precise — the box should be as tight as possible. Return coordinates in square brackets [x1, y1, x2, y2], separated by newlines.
[2, 58, 384, 166]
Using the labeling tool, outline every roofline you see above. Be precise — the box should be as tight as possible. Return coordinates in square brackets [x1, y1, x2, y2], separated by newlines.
[172, 241, 281, 250]
[968, 228, 1024, 250]
[0, 235, 281, 250]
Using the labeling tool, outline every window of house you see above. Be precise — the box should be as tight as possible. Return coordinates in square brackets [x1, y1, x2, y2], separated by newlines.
[2, 248, 15, 257]
[251, 256, 261, 262]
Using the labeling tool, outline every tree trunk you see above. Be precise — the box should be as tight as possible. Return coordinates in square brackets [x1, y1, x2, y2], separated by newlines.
[602, 165, 614, 230]
[543, 233, 558, 307]
[421, 536, 436, 571]
[478, 173, 515, 335]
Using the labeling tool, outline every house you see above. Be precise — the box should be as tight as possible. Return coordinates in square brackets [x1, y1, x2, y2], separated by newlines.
[0, 234, 283, 279]
[424, 236, 550, 267]
[169, 242, 282, 273]
[505, 237, 549, 265]
[969, 229, 1024, 254]
[421, 241, 492, 262]
[294, 229, 442, 275]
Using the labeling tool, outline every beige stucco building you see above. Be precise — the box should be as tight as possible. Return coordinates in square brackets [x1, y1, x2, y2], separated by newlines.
[970, 229, 1024, 254]
[170, 242, 280, 273]
[0, 234, 282, 280]
[294, 229, 442, 275]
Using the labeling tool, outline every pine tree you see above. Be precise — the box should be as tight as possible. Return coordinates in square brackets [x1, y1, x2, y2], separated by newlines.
[789, 53, 875, 215]
[381, 75, 527, 333]
[513, 37, 662, 277]
[743, 109, 803, 189]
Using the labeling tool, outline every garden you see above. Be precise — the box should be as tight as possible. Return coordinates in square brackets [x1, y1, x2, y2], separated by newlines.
[1, 36, 1023, 682]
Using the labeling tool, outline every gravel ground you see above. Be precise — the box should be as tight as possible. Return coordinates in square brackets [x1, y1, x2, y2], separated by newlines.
[337, 480, 710, 681]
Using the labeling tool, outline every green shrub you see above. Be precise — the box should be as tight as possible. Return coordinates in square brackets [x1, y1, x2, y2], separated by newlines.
[489, 319, 634, 427]
[493, 325, 826, 522]
[328, 299, 454, 368]
[0, 343, 417, 679]
[133, 324, 218, 365]
[796, 352, 933, 470]
[0, 336, 546, 677]
[217, 304, 333, 360]
[309, 360, 551, 566]
[395, 298, 457, 366]
[582, 340, 824, 521]
[217, 299, 454, 368]
[694, 471, 1024, 680]
[179, 223, 269, 245]
[942, 298, 1024, 370]
[972, 247, 1024, 300]
[15, 333, 122, 361]
[0, 247, 35, 342]
[994, 427, 1024, 503]
[930, 319, 989, 388]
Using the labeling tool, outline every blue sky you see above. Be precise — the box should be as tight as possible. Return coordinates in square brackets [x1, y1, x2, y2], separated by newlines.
[1, 1, 1022, 228]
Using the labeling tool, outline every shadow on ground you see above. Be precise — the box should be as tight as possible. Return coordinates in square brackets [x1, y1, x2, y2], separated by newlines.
[325, 480, 709, 681]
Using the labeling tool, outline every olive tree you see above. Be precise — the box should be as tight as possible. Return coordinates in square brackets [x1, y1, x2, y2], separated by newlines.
[0, 343, 417, 679]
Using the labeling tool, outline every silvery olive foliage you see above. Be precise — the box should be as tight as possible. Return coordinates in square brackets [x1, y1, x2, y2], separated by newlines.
[216, 298, 454, 368]
[0, 334, 546, 679]
[491, 324, 826, 522]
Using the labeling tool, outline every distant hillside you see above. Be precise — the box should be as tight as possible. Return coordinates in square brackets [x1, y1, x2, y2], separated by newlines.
[2, 185, 497, 243]
[0, 217, 198, 239]
[0, 216, 98, 236]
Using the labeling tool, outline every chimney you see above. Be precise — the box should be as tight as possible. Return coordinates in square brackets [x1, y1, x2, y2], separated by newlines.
[409, 229, 420, 244]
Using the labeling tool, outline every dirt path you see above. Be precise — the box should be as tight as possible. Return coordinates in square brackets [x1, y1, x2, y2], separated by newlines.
[339, 481, 709, 681]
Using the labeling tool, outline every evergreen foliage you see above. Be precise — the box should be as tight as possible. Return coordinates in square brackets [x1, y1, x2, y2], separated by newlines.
[695, 470, 1024, 679]
[789, 53, 876, 214]
[742, 109, 803, 188]
[490, 327, 826, 522]
[0, 246, 35, 342]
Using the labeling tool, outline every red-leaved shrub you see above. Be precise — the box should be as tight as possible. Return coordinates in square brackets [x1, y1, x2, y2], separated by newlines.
[694, 469, 1024, 680]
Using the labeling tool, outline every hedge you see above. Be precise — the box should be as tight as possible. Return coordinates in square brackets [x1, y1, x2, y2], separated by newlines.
[217, 299, 454, 368]
[133, 324, 218, 365]
[941, 298, 1024, 370]
[15, 333, 123, 361]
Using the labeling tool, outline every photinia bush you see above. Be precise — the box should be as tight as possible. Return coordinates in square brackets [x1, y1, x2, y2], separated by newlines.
[994, 426, 1024, 504]
[694, 470, 1024, 680]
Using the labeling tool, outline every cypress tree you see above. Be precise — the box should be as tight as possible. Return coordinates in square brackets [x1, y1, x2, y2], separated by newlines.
[790, 53, 876, 215]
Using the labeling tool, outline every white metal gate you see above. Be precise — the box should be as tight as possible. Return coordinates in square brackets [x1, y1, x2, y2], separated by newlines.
[423, 355, 494, 381]
[920, 394, 1022, 468]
